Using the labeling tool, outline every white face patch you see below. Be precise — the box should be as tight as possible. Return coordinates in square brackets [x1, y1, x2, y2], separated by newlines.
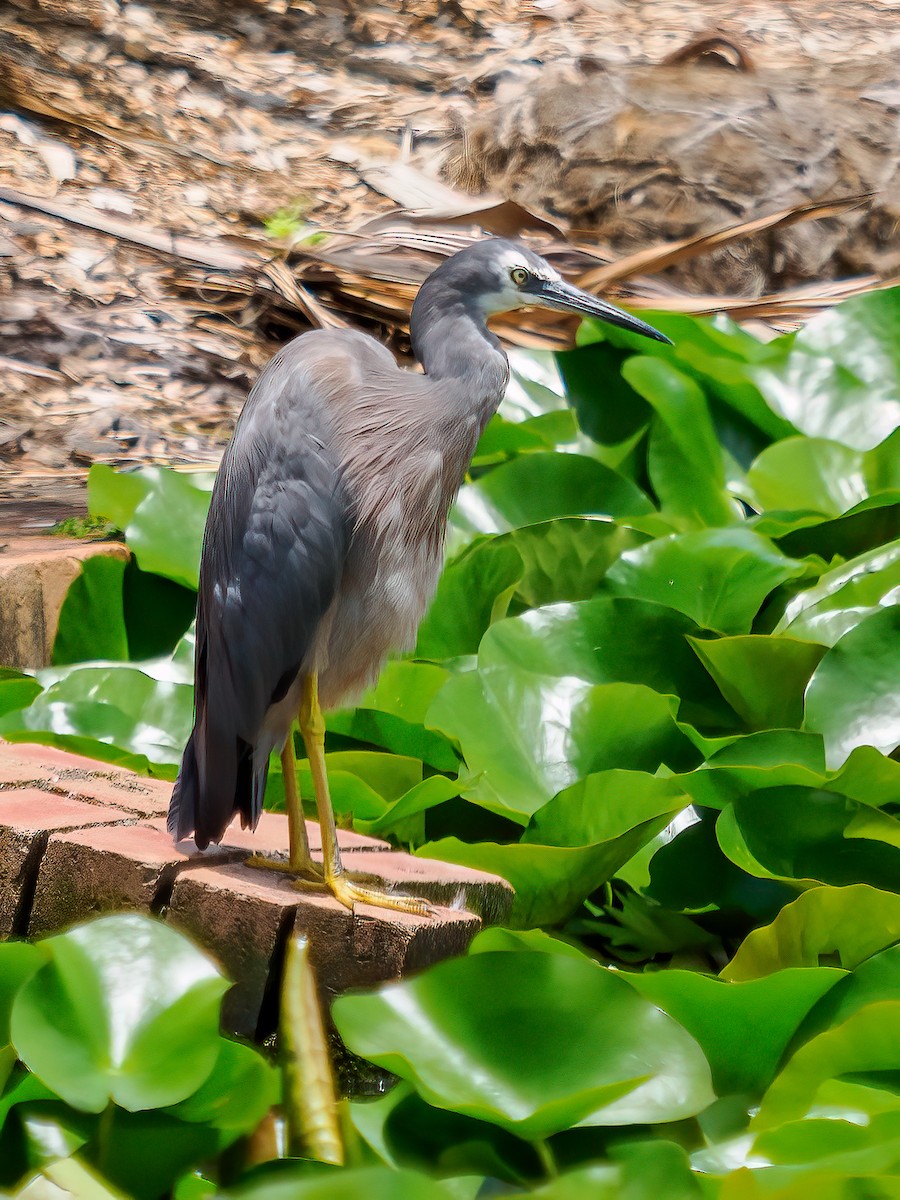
[476, 250, 563, 317]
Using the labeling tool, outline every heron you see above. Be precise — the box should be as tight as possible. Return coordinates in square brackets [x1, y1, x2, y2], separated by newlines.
[168, 238, 670, 914]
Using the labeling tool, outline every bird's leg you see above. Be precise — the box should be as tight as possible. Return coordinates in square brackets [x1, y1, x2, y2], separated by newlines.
[246, 734, 323, 880]
[298, 674, 432, 916]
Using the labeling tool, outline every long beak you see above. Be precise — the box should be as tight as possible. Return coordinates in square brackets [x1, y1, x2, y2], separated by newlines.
[536, 279, 673, 345]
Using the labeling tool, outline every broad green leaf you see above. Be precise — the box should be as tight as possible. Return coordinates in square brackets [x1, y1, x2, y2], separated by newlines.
[0, 667, 193, 767]
[676, 730, 828, 810]
[125, 469, 211, 589]
[506, 518, 648, 608]
[716, 785, 900, 891]
[689, 635, 826, 730]
[427, 669, 696, 821]
[168, 1038, 278, 1132]
[467, 927, 588, 959]
[421, 769, 686, 925]
[11, 914, 227, 1112]
[623, 357, 737, 527]
[723, 884, 900, 981]
[0, 670, 42, 718]
[53, 555, 129, 665]
[803, 606, 900, 767]
[746, 438, 869, 516]
[0, 943, 42, 1044]
[481, 597, 735, 729]
[556, 340, 650, 447]
[605, 529, 806, 635]
[626, 968, 843, 1097]
[88, 463, 152, 530]
[747, 287, 900, 452]
[751, 1110, 900, 1181]
[799, 944, 900, 1043]
[359, 776, 461, 843]
[333, 951, 714, 1138]
[415, 537, 522, 659]
[755, 1001, 900, 1131]
[326, 708, 457, 773]
[775, 538, 900, 646]
[452, 453, 653, 540]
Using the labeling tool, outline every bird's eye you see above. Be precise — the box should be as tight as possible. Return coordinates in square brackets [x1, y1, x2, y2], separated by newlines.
[510, 266, 530, 287]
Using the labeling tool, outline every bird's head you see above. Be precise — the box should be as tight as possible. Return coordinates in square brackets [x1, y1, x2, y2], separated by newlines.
[434, 238, 672, 345]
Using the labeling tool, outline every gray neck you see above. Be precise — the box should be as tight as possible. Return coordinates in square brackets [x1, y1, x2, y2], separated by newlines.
[410, 284, 510, 426]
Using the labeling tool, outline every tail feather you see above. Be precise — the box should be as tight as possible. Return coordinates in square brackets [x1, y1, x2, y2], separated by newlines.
[168, 733, 199, 843]
[168, 728, 268, 849]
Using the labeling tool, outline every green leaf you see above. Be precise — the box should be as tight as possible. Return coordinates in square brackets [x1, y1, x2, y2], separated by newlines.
[625, 967, 844, 1097]
[623, 357, 737, 527]
[755, 1001, 900, 1131]
[689, 634, 826, 730]
[716, 785, 900, 891]
[52, 555, 129, 665]
[168, 1037, 278, 1132]
[0, 670, 42, 718]
[0, 667, 193, 767]
[723, 884, 900, 980]
[124, 469, 211, 589]
[605, 529, 806, 635]
[556, 340, 650, 448]
[0, 943, 42, 1044]
[452, 453, 653, 540]
[747, 287, 900, 451]
[506, 518, 648, 608]
[428, 670, 696, 821]
[415, 538, 522, 659]
[803, 606, 900, 768]
[11, 914, 228, 1112]
[746, 437, 870, 516]
[421, 771, 686, 926]
[333, 951, 714, 1138]
[481, 597, 734, 729]
[88, 463, 152, 530]
[776, 538, 900, 646]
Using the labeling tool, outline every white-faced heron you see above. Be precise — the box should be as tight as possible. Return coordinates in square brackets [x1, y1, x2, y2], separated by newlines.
[168, 238, 670, 913]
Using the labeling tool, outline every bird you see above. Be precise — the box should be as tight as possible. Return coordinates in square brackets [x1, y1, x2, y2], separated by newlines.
[167, 237, 670, 914]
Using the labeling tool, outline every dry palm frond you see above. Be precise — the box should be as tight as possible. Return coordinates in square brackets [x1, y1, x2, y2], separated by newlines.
[2, 183, 893, 352]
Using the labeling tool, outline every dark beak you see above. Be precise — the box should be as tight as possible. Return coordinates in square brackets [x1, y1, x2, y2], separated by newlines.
[536, 279, 673, 345]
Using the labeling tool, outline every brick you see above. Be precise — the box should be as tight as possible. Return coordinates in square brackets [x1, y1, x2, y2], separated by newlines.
[55, 774, 171, 818]
[167, 863, 304, 1039]
[0, 788, 135, 936]
[304, 891, 480, 1002]
[167, 861, 481, 1039]
[28, 821, 239, 937]
[178, 811, 391, 856]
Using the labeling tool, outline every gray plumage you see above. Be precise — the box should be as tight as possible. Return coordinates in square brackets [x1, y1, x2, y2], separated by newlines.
[168, 238, 669, 850]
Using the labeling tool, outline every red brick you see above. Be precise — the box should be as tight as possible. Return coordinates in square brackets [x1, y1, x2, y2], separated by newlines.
[167, 861, 481, 1039]
[0, 788, 135, 936]
[164, 810, 390, 856]
[0, 742, 121, 778]
[56, 774, 170, 818]
[27, 821, 239, 937]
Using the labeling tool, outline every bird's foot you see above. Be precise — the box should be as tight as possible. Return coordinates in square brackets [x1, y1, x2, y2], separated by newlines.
[245, 852, 324, 883]
[295, 870, 433, 917]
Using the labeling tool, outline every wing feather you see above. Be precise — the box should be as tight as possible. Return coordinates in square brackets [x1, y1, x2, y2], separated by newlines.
[168, 346, 349, 847]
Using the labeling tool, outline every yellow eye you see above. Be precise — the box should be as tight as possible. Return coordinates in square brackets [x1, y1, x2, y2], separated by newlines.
[510, 266, 530, 287]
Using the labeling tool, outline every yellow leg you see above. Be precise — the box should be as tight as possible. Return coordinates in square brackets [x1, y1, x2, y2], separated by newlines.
[247, 735, 323, 880]
[299, 674, 431, 916]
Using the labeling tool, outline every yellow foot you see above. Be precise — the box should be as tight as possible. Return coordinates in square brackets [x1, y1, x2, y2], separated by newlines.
[298, 871, 433, 917]
[246, 853, 324, 884]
